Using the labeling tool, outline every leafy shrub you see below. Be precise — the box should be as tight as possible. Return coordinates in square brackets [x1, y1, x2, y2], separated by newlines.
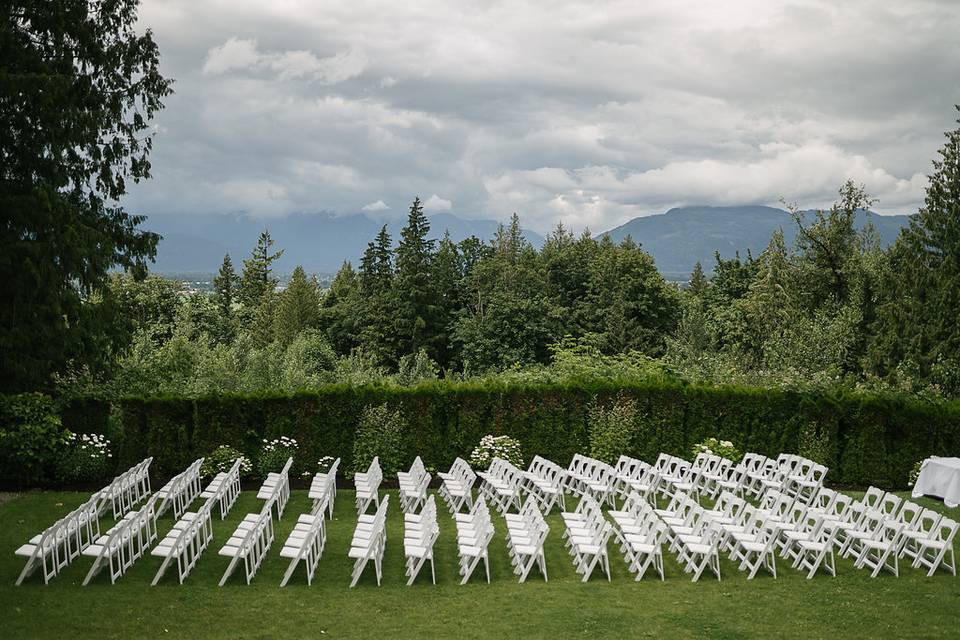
[908, 460, 924, 487]
[55, 432, 114, 484]
[0, 393, 70, 487]
[257, 436, 298, 477]
[396, 349, 439, 386]
[588, 394, 637, 465]
[691, 437, 741, 462]
[201, 445, 252, 479]
[798, 420, 832, 466]
[352, 404, 406, 478]
[469, 434, 524, 470]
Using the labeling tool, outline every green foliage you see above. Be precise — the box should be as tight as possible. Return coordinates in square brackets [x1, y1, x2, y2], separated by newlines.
[352, 403, 406, 478]
[0, 0, 171, 391]
[396, 349, 440, 386]
[55, 432, 114, 484]
[213, 254, 239, 320]
[588, 393, 638, 465]
[0, 393, 70, 487]
[468, 434, 524, 470]
[201, 445, 253, 479]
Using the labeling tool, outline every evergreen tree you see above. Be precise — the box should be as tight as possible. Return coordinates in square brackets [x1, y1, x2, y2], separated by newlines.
[239, 230, 284, 308]
[688, 262, 709, 297]
[872, 107, 960, 380]
[431, 232, 462, 368]
[319, 261, 362, 354]
[274, 266, 320, 346]
[394, 197, 438, 357]
[0, 0, 172, 390]
[213, 254, 238, 317]
[357, 225, 397, 364]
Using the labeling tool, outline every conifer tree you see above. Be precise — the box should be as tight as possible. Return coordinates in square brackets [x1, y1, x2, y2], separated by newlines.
[239, 230, 284, 308]
[394, 197, 438, 357]
[274, 266, 320, 346]
[213, 254, 238, 317]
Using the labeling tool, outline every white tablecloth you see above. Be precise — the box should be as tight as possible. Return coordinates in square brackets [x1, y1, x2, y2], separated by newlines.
[912, 457, 960, 508]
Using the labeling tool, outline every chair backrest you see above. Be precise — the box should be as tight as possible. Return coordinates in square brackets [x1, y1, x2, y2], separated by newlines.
[861, 486, 884, 509]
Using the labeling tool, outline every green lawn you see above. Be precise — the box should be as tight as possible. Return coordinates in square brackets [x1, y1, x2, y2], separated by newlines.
[1, 488, 958, 639]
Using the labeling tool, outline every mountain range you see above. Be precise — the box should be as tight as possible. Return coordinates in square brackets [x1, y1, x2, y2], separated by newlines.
[143, 206, 911, 280]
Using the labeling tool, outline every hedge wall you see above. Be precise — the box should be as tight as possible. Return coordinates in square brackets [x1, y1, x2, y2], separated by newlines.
[92, 381, 960, 489]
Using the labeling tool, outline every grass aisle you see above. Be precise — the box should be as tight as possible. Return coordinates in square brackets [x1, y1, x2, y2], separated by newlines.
[1, 489, 958, 639]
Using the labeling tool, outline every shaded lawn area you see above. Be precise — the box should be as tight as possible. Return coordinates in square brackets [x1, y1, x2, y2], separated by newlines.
[1, 488, 959, 639]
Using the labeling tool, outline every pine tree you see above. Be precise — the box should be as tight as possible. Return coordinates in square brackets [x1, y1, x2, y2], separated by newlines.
[319, 261, 362, 354]
[688, 262, 709, 297]
[394, 197, 438, 357]
[213, 254, 238, 317]
[871, 106, 960, 378]
[239, 230, 284, 308]
[356, 225, 397, 364]
[274, 266, 320, 346]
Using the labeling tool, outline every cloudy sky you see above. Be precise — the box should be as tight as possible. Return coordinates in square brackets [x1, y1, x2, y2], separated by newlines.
[129, 0, 960, 233]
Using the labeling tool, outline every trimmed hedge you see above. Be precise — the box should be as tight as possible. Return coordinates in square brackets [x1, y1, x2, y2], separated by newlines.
[4, 381, 957, 488]
[95, 381, 960, 489]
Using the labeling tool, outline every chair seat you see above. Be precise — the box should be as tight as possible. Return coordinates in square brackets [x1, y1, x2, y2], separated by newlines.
[685, 543, 713, 554]
[348, 546, 373, 559]
[15, 543, 39, 557]
[279, 546, 303, 559]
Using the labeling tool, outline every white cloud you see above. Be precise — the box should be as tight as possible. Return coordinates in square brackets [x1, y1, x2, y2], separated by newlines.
[202, 37, 261, 75]
[202, 37, 365, 83]
[362, 200, 389, 211]
[423, 194, 452, 211]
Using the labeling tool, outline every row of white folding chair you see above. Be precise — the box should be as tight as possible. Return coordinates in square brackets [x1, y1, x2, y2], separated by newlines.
[398, 456, 431, 514]
[14, 493, 102, 585]
[355, 456, 383, 515]
[564, 455, 617, 506]
[608, 492, 666, 580]
[454, 496, 495, 584]
[150, 495, 215, 585]
[613, 455, 661, 506]
[156, 458, 204, 519]
[308, 457, 340, 519]
[652, 454, 692, 502]
[479, 457, 524, 514]
[745, 453, 824, 501]
[403, 494, 439, 585]
[561, 494, 613, 581]
[280, 504, 328, 586]
[504, 496, 549, 582]
[81, 492, 162, 585]
[218, 503, 275, 585]
[833, 488, 958, 577]
[653, 492, 723, 581]
[96, 457, 154, 520]
[258, 456, 293, 520]
[520, 455, 567, 514]
[439, 457, 476, 514]
[200, 456, 243, 520]
[349, 495, 390, 587]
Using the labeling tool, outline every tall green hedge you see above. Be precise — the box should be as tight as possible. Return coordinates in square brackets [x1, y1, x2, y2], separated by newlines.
[96, 381, 960, 489]
[4, 382, 957, 488]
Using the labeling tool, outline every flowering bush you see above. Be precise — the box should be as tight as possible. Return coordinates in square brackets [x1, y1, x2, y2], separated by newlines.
[469, 435, 524, 470]
[302, 455, 337, 478]
[201, 445, 252, 479]
[56, 432, 113, 484]
[691, 437, 741, 462]
[908, 459, 924, 487]
[257, 436, 298, 477]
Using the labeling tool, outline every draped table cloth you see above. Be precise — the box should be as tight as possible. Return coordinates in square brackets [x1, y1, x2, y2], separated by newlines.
[912, 456, 960, 508]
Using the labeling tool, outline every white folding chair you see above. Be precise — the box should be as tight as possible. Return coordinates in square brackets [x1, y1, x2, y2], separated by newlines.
[349, 495, 390, 587]
[257, 456, 292, 520]
[403, 495, 439, 585]
[456, 497, 495, 584]
[355, 456, 383, 515]
[218, 506, 275, 586]
[911, 516, 958, 577]
[280, 508, 327, 586]
[439, 457, 477, 514]
[151, 497, 215, 585]
[504, 496, 549, 582]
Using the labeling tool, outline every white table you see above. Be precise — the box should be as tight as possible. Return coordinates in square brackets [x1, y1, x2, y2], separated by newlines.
[912, 457, 960, 508]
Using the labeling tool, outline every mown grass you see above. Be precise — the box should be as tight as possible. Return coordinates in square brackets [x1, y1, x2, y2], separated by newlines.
[1, 488, 958, 639]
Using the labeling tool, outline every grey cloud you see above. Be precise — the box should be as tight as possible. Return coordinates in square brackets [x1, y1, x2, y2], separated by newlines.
[129, 0, 960, 233]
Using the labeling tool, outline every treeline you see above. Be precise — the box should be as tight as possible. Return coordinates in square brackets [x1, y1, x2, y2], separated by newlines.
[15, 113, 960, 400]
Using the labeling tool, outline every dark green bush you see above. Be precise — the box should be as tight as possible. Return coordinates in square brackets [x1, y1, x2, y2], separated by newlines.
[0, 393, 70, 487]
[5, 380, 959, 488]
